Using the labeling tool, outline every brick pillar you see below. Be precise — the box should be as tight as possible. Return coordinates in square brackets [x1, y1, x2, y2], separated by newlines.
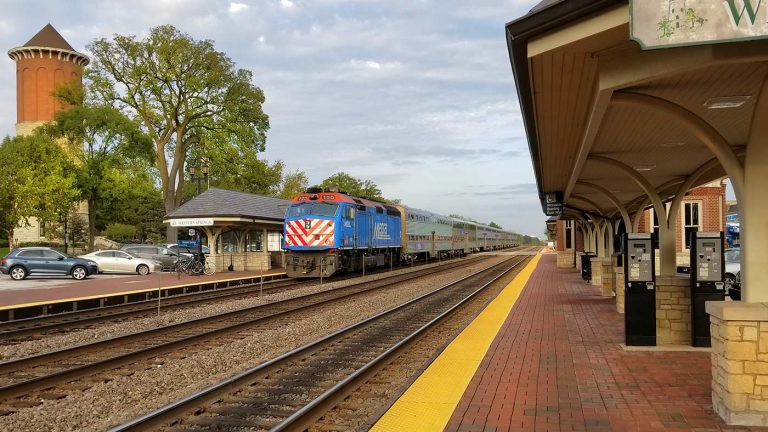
[557, 251, 574, 268]
[656, 276, 692, 345]
[708, 302, 768, 426]
[615, 266, 625, 314]
[601, 259, 614, 297]
[591, 257, 603, 287]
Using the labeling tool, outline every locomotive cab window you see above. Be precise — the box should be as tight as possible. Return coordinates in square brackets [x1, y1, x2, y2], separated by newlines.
[344, 206, 355, 219]
[313, 202, 339, 217]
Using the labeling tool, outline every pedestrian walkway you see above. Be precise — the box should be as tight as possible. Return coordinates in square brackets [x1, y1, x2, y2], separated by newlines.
[447, 254, 760, 431]
[375, 253, 765, 431]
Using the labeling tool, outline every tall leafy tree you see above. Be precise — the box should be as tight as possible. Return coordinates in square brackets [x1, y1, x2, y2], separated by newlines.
[278, 170, 309, 199]
[0, 134, 79, 248]
[318, 172, 385, 201]
[87, 25, 270, 241]
[97, 164, 165, 243]
[489, 221, 503, 229]
[43, 85, 152, 251]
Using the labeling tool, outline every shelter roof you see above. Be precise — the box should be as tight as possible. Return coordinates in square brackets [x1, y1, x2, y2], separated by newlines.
[165, 188, 289, 222]
[22, 24, 75, 51]
[506, 0, 756, 221]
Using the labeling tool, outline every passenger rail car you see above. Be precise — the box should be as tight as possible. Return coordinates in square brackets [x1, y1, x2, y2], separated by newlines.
[283, 191, 520, 278]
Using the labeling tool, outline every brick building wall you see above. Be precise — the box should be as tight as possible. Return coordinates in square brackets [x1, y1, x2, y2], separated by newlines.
[637, 180, 726, 253]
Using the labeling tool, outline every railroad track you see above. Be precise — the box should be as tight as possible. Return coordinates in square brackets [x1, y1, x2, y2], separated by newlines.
[0, 255, 497, 410]
[0, 255, 490, 343]
[109, 255, 531, 432]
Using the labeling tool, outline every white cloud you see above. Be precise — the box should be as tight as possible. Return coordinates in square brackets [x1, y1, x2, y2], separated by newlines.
[0, 0, 547, 235]
[228, 2, 248, 13]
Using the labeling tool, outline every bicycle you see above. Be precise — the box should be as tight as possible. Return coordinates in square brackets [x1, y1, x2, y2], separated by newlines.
[202, 260, 216, 276]
[172, 257, 203, 276]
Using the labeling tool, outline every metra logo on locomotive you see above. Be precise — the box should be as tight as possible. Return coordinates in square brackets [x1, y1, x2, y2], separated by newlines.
[375, 222, 390, 240]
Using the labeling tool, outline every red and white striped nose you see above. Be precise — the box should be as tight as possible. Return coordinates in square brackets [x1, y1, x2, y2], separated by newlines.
[285, 218, 335, 247]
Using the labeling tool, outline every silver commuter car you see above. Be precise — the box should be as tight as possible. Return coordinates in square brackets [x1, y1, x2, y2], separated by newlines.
[79, 250, 160, 275]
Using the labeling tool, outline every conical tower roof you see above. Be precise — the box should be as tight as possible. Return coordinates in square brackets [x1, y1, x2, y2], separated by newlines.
[22, 23, 75, 51]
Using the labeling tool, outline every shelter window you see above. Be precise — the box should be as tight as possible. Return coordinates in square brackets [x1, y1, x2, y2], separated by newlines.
[565, 221, 572, 249]
[245, 231, 263, 252]
[684, 202, 701, 250]
[268, 232, 284, 252]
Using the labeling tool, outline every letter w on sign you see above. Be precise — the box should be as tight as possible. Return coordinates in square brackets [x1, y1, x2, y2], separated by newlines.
[286, 219, 335, 246]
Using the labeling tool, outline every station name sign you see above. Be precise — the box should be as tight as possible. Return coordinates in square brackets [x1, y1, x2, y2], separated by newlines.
[543, 192, 563, 217]
[169, 218, 214, 227]
[631, 0, 768, 49]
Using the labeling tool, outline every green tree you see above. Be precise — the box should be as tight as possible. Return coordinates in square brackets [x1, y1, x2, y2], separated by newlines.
[317, 172, 385, 201]
[489, 221, 503, 229]
[87, 25, 270, 242]
[97, 164, 165, 243]
[0, 134, 79, 248]
[187, 145, 283, 196]
[278, 170, 309, 199]
[44, 84, 152, 251]
[105, 223, 138, 243]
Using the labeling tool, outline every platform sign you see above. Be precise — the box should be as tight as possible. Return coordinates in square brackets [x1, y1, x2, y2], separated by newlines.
[544, 192, 563, 216]
[169, 218, 213, 227]
[178, 240, 200, 248]
[631, 0, 768, 49]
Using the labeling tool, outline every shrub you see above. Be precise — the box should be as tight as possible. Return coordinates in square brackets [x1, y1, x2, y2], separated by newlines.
[19, 241, 61, 248]
[105, 223, 137, 243]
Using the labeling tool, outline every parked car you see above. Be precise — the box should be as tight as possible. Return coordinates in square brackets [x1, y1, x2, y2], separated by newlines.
[79, 250, 160, 275]
[0, 247, 98, 280]
[120, 244, 179, 270]
[724, 248, 741, 300]
[675, 247, 741, 300]
[166, 243, 210, 258]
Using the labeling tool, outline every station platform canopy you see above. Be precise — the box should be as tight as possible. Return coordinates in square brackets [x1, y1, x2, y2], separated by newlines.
[505, 0, 764, 224]
[164, 188, 290, 271]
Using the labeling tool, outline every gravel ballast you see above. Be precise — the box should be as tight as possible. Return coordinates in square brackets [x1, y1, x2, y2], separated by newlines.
[0, 255, 511, 432]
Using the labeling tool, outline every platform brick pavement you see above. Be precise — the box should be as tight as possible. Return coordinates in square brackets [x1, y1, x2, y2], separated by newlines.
[446, 254, 765, 432]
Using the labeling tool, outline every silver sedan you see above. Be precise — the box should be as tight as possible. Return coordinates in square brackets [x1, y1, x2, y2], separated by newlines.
[79, 250, 160, 275]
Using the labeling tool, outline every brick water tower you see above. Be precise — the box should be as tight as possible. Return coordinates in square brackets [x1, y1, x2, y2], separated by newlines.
[8, 23, 89, 136]
[7, 24, 90, 246]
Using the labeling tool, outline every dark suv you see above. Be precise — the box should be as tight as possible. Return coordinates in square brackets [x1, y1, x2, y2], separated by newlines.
[120, 244, 179, 270]
[1, 247, 99, 280]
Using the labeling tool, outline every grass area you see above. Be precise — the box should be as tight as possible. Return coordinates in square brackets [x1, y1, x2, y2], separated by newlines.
[0, 247, 8, 257]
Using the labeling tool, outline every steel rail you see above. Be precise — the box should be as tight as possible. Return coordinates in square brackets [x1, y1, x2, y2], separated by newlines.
[0, 254, 490, 340]
[0, 256, 493, 402]
[107, 255, 530, 432]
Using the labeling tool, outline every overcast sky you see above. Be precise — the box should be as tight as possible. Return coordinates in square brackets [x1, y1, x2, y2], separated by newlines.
[0, 0, 547, 237]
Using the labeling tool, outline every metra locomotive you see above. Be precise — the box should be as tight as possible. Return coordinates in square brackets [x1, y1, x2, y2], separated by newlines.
[283, 190, 520, 278]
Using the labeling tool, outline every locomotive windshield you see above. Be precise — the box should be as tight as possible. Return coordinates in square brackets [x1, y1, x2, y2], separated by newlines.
[287, 202, 339, 218]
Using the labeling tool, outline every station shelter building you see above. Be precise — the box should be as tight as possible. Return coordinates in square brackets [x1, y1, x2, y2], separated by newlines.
[555, 179, 727, 268]
[7, 24, 90, 246]
[507, 0, 768, 425]
[163, 188, 289, 272]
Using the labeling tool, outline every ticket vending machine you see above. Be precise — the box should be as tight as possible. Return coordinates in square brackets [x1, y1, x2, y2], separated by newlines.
[624, 233, 656, 346]
[691, 232, 726, 347]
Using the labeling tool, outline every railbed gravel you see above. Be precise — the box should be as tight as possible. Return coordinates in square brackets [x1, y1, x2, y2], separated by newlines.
[0, 254, 512, 432]
[310, 258, 529, 431]
[0, 256, 487, 361]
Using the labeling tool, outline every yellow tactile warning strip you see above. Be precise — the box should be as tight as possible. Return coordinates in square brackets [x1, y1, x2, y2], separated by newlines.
[370, 254, 542, 432]
[0, 272, 286, 311]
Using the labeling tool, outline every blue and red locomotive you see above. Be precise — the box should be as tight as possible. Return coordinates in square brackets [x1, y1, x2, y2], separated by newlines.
[283, 189, 520, 278]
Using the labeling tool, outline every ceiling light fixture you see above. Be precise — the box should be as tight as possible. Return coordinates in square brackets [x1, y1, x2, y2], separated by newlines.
[704, 95, 751, 109]
[634, 165, 656, 172]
